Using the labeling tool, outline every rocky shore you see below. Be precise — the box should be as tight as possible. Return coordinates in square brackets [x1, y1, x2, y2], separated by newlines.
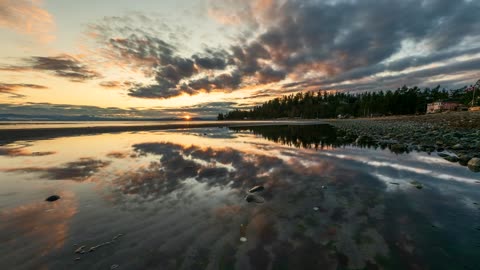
[326, 111, 480, 172]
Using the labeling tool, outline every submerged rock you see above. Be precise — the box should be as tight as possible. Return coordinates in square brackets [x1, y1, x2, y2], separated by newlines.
[467, 158, 480, 172]
[74, 246, 86, 254]
[245, 194, 265, 204]
[45, 195, 60, 202]
[410, 181, 423, 189]
[248, 185, 264, 193]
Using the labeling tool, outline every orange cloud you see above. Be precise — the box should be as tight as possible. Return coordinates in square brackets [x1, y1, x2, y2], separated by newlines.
[0, 0, 55, 42]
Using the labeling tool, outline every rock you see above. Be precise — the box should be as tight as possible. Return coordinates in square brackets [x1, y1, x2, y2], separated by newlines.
[452, 144, 464, 150]
[74, 257, 81, 261]
[245, 194, 265, 204]
[313, 207, 319, 211]
[239, 237, 247, 242]
[444, 155, 459, 163]
[410, 181, 423, 189]
[389, 182, 400, 185]
[467, 158, 480, 172]
[45, 195, 60, 202]
[458, 155, 472, 166]
[438, 153, 449, 158]
[248, 185, 264, 193]
[110, 264, 119, 270]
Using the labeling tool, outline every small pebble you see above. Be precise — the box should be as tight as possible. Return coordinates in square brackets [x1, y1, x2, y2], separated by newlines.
[74, 257, 81, 261]
[240, 237, 247, 242]
[45, 195, 60, 202]
[111, 264, 119, 269]
[313, 207, 319, 211]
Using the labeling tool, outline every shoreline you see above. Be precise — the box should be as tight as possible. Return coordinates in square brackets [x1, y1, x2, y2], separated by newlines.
[324, 111, 480, 172]
[0, 120, 325, 145]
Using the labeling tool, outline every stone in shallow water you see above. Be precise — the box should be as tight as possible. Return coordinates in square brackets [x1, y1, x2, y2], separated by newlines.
[45, 195, 60, 202]
[444, 155, 459, 163]
[410, 181, 423, 189]
[240, 237, 247, 242]
[245, 194, 265, 204]
[248, 185, 264, 193]
[313, 207, 319, 211]
[74, 245, 86, 254]
[467, 158, 480, 172]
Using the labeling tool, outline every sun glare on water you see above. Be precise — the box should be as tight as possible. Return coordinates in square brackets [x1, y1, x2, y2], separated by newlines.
[183, 115, 191, 120]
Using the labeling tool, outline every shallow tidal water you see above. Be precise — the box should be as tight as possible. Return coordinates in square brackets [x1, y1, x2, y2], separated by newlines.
[0, 124, 479, 270]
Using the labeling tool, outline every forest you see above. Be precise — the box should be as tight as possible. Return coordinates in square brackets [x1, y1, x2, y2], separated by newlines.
[219, 85, 477, 120]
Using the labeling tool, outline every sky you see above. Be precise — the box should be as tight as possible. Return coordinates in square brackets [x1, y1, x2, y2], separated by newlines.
[1, 0, 479, 119]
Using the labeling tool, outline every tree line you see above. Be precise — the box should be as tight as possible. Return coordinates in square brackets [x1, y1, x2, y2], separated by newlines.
[218, 85, 477, 120]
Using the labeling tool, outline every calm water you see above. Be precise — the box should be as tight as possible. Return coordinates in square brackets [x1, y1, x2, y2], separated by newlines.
[0, 125, 479, 270]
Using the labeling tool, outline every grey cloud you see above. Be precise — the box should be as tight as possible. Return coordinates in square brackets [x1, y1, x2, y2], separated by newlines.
[0, 55, 100, 82]
[192, 49, 230, 70]
[0, 83, 47, 98]
[92, 0, 480, 99]
[257, 67, 286, 84]
[0, 83, 47, 93]
[99, 81, 134, 89]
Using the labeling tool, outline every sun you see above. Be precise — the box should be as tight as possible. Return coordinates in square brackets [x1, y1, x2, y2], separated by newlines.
[183, 115, 191, 120]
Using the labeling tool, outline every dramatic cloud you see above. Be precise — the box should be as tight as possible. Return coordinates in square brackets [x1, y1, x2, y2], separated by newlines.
[84, 0, 480, 100]
[1, 55, 100, 82]
[0, 0, 54, 41]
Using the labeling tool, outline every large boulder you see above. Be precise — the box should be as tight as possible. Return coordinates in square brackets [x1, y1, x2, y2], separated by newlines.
[467, 158, 480, 172]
